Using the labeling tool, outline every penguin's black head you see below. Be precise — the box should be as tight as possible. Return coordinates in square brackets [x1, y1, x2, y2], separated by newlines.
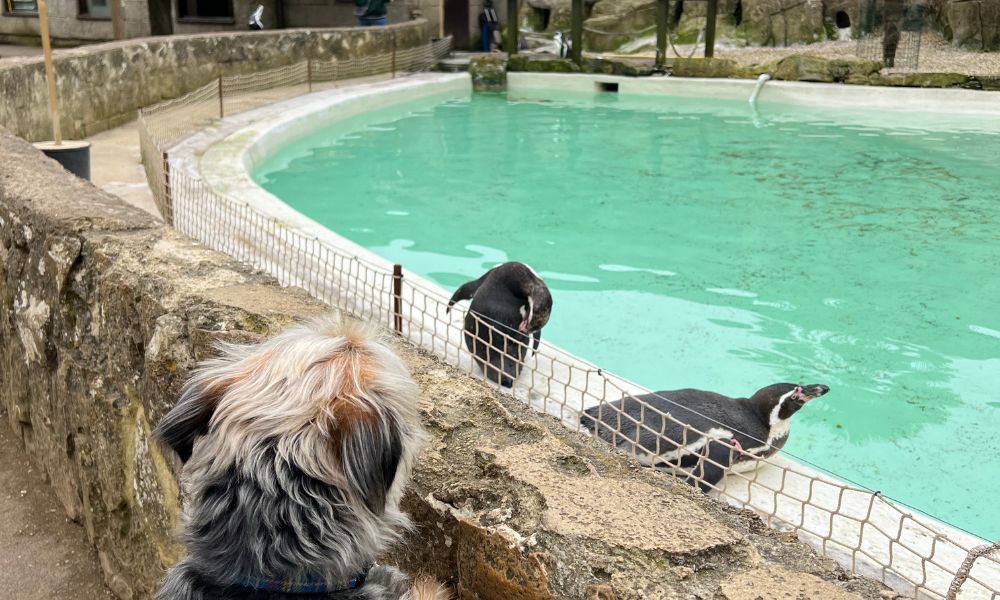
[498, 262, 552, 334]
[750, 383, 830, 421]
[519, 282, 552, 334]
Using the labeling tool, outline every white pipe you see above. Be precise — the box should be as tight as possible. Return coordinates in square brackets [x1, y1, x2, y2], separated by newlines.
[748, 73, 771, 106]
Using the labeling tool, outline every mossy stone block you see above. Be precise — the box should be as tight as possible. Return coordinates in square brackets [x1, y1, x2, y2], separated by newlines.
[670, 57, 741, 78]
[469, 54, 508, 92]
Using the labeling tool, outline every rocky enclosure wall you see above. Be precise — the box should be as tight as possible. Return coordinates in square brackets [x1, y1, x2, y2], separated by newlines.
[0, 21, 431, 143]
[527, 0, 999, 51]
[0, 126, 904, 599]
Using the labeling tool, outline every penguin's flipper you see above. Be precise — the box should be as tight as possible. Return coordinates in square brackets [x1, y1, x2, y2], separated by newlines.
[531, 329, 541, 355]
[685, 439, 734, 493]
[447, 274, 488, 313]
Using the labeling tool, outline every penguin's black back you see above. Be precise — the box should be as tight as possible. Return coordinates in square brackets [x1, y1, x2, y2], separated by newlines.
[468, 274, 525, 334]
[582, 389, 771, 459]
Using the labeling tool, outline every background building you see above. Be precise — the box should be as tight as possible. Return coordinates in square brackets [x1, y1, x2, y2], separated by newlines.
[0, 0, 505, 48]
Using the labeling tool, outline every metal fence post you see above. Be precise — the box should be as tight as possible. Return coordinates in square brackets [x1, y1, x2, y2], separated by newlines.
[391, 31, 397, 79]
[162, 151, 172, 225]
[507, 0, 519, 54]
[655, 0, 668, 70]
[571, 0, 583, 65]
[307, 59, 313, 93]
[392, 264, 403, 333]
[704, 0, 717, 58]
[217, 75, 224, 118]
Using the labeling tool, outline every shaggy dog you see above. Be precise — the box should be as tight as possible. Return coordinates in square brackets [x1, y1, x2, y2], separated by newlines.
[153, 316, 448, 600]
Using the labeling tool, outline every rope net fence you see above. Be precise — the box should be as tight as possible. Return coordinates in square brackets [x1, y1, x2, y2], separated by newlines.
[136, 38, 999, 600]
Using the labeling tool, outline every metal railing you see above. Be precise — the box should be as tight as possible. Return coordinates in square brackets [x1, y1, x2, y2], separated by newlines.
[136, 38, 999, 600]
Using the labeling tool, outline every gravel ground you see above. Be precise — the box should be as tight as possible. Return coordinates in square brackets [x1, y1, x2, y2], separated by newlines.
[620, 31, 1000, 75]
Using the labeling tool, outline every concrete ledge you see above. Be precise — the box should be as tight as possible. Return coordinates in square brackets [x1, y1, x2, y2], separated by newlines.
[506, 72, 1000, 116]
[504, 54, 1000, 91]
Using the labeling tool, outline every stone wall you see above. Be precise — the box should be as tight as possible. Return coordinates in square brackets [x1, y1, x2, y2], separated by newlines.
[0, 125, 903, 599]
[0, 20, 432, 142]
[946, 0, 1000, 50]
[568, 0, 1000, 52]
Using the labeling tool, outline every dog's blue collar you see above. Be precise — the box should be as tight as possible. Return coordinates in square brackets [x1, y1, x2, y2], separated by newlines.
[238, 563, 372, 594]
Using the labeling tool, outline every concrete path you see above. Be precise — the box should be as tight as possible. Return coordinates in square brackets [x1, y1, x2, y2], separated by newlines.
[0, 411, 115, 600]
[0, 44, 43, 60]
[88, 121, 161, 219]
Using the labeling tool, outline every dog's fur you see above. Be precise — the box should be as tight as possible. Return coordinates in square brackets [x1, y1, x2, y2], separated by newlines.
[153, 316, 449, 600]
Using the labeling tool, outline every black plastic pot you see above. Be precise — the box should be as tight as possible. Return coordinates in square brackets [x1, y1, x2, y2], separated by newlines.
[34, 140, 92, 181]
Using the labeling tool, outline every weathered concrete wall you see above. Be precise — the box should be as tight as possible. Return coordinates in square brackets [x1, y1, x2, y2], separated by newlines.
[169, 0, 280, 36]
[0, 20, 432, 142]
[0, 0, 151, 45]
[0, 0, 434, 44]
[0, 126, 903, 599]
[278, 0, 416, 29]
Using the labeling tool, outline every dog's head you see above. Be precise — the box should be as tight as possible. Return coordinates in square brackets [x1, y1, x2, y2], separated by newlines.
[154, 315, 424, 519]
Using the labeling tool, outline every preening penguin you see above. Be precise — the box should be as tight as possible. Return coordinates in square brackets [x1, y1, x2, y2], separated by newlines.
[554, 31, 572, 58]
[581, 383, 830, 491]
[248, 4, 264, 29]
[446, 262, 553, 388]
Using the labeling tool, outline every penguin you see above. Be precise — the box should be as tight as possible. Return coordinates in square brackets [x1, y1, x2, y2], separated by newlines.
[446, 262, 553, 388]
[248, 4, 264, 30]
[554, 31, 572, 58]
[580, 383, 830, 491]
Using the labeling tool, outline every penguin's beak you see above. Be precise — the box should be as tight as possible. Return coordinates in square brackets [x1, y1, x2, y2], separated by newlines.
[518, 321, 529, 333]
[797, 384, 830, 402]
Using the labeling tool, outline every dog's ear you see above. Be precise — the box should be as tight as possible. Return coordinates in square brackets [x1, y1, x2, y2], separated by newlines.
[153, 375, 229, 463]
[338, 409, 404, 515]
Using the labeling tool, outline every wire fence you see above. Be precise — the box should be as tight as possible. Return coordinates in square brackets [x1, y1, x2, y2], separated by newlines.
[856, 0, 925, 70]
[136, 38, 999, 600]
[138, 36, 453, 224]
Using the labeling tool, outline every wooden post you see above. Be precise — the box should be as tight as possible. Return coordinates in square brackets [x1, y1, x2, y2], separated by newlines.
[307, 60, 312, 92]
[438, 1, 444, 39]
[655, 0, 668, 69]
[110, 0, 124, 40]
[391, 31, 396, 78]
[275, 0, 285, 28]
[218, 75, 224, 118]
[570, 0, 582, 65]
[506, 0, 518, 54]
[392, 264, 403, 333]
[38, 0, 62, 145]
[704, 0, 717, 57]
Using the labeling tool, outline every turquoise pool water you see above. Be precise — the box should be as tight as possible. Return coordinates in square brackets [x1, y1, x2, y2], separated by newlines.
[254, 90, 1000, 539]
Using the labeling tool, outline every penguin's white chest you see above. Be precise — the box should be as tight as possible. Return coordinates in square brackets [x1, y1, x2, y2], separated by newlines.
[738, 416, 790, 459]
[768, 418, 790, 444]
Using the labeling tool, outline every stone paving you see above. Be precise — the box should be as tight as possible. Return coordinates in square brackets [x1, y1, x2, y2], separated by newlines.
[0, 410, 115, 600]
